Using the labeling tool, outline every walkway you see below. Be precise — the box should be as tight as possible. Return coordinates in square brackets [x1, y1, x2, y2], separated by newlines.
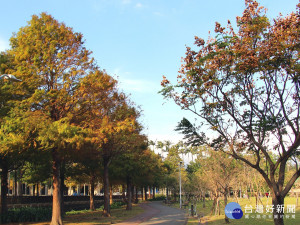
[117, 201, 187, 225]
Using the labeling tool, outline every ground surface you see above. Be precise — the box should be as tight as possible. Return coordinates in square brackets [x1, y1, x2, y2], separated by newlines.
[186, 197, 300, 225]
[118, 201, 187, 225]
[15, 201, 187, 225]
[17, 205, 144, 225]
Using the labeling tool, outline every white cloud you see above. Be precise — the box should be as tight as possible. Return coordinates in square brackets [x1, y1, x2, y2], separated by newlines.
[119, 78, 158, 93]
[135, 2, 143, 8]
[121, 0, 131, 4]
[113, 67, 158, 94]
[0, 37, 9, 52]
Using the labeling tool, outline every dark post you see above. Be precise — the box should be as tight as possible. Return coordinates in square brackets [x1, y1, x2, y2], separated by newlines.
[191, 204, 194, 216]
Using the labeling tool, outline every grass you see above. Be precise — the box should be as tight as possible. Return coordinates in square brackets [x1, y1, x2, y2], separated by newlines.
[18, 204, 144, 225]
[184, 196, 300, 225]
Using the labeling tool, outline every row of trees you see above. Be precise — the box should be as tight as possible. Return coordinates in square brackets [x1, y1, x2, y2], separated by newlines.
[0, 13, 166, 225]
[161, 1, 300, 225]
[150, 140, 200, 161]
[184, 147, 299, 223]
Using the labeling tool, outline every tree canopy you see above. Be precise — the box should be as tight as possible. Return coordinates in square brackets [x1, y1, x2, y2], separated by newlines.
[161, 1, 300, 225]
[0, 11, 170, 225]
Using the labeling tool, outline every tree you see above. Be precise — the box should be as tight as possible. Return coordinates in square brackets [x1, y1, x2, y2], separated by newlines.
[156, 140, 171, 157]
[202, 149, 241, 223]
[67, 147, 103, 211]
[110, 133, 148, 210]
[161, 143, 186, 202]
[0, 52, 13, 75]
[0, 106, 44, 216]
[149, 140, 156, 151]
[0, 112, 24, 216]
[71, 69, 139, 216]
[161, 1, 300, 225]
[9, 12, 95, 225]
[21, 152, 52, 196]
[175, 118, 205, 147]
[99, 103, 141, 216]
[0, 52, 34, 218]
[176, 141, 186, 160]
[185, 160, 207, 208]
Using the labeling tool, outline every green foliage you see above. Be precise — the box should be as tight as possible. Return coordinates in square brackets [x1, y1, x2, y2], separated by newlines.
[149, 194, 166, 201]
[175, 118, 206, 147]
[66, 208, 94, 215]
[0, 11, 162, 222]
[110, 201, 126, 209]
[0, 207, 52, 223]
[63, 201, 125, 216]
[0, 52, 10, 74]
[186, 161, 201, 176]
[38, 117, 87, 152]
[21, 154, 52, 185]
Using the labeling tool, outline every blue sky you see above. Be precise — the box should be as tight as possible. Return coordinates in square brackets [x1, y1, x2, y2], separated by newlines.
[0, 0, 299, 145]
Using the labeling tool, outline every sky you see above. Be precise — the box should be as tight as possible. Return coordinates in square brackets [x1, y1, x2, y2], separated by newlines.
[0, 0, 299, 146]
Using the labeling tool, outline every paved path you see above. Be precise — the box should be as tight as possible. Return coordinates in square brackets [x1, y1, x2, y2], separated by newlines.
[117, 201, 187, 225]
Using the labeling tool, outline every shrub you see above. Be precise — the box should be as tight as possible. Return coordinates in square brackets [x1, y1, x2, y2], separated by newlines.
[0, 207, 52, 223]
[149, 194, 166, 201]
[110, 201, 126, 209]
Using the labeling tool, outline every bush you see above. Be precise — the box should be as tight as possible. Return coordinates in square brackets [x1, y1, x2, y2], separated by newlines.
[149, 194, 166, 201]
[110, 201, 126, 209]
[0, 207, 52, 223]
[66, 208, 91, 215]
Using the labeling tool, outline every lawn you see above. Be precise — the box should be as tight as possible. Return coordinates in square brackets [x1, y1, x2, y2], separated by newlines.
[184, 197, 300, 225]
[14, 204, 144, 225]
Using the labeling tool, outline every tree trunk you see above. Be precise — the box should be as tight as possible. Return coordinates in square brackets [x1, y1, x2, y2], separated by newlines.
[14, 171, 17, 196]
[135, 186, 139, 203]
[256, 192, 258, 206]
[37, 183, 39, 197]
[122, 184, 126, 202]
[148, 187, 151, 199]
[131, 185, 135, 203]
[110, 185, 113, 205]
[103, 156, 111, 217]
[144, 186, 148, 200]
[152, 187, 156, 199]
[272, 195, 284, 225]
[211, 192, 219, 216]
[60, 161, 65, 216]
[166, 187, 169, 203]
[210, 197, 216, 215]
[214, 195, 220, 216]
[33, 185, 36, 196]
[141, 187, 144, 200]
[126, 176, 132, 210]
[50, 150, 63, 225]
[0, 163, 8, 220]
[224, 188, 229, 224]
[17, 180, 22, 196]
[90, 175, 95, 211]
[234, 191, 239, 203]
[218, 197, 220, 215]
[17, 169, 23, 196]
